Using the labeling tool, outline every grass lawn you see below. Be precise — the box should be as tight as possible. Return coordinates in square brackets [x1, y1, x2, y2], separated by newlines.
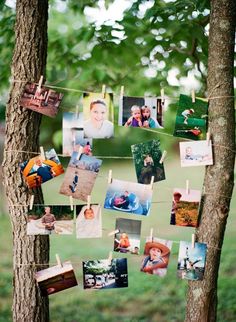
[0, 159, 236, 322]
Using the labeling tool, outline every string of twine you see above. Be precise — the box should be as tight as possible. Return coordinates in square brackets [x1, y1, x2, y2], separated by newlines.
[12, 78, 236, 101]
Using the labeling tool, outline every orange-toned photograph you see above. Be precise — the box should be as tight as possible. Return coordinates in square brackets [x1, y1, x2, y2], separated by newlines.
[19, 148, 64, 188]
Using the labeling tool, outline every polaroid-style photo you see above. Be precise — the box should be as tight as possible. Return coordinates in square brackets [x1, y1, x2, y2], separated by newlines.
[141, 237, 172, 277]
[173, 94, 208, 140]
[177, 241, 207, 281]
[20, 148, 64, 189]
[76, 204, 102, 239]
[179, 140, 213, 167]
[170, 188, 201, 227]
[83, 258, 128, 289]
[20, 83, 63, 118]
[131, 139, 165, 184]
[35, 261, 78, 296]
[83, 92, 114, 139]
[104, 178, 153, 216]
[59, 152, 102, 202]
[119, 96, 164, 129]
[27, 205, 74, 235]
[114, 218, 141, 254]
[63, 112, 92, 157]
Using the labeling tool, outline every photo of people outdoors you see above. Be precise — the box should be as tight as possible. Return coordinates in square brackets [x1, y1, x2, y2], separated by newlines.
[76, 204, 102, 239]
[131, 139, 165, 184]
[170, 188, 201, 227]
[83, 258, 128, 290]
[20, 148, 64, 188]
[63, 112, 92, 156]
[104, 178, 153, 216]
[173, 94, 208, 140]
[27, 205, 74, 235]
[114, 218, 141, 254]
[83, 92, 114, 139]
[35, 261, 78, 296]
[20, 82, 63, 117]
[119, 96, 164, 129]
[141, 237, 172, 277]
[179, 140, 213, 167]
[177, 241, 207, 280]
[59, 152, 102, 201]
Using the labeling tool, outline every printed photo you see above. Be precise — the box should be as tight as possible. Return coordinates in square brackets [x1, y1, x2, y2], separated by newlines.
[104, 178, 153, 216]
[83, 92, 114, 139]
[20, 82, 63, 117]
[76, 204, 102, 239]
[20, 148, 64, 189]
[63, 112, 92, 156]
[179, 140, 213, 167]
[83, 258, 128, 289]
[27, 205, 74, 235]
[131, 139, 165, 184]
[114, 218, 141, 254]
[35, 261, 78, 296]
[119, 96, 164, 129]
[173, 94, 208, 140]
[170, 188, 201, 227]
[59, 152, 102, 202]
[177, 241, 207, 280]
[141, 237, 172, 277]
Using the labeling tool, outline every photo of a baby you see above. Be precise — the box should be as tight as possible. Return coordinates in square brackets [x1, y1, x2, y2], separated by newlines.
[179, 140, 213, 167]
[76, 204, 102, 239]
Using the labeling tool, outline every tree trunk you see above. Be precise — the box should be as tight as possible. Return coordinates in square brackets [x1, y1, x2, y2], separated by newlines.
[185, 0, 236, 321]
[2, 1, 49, 321]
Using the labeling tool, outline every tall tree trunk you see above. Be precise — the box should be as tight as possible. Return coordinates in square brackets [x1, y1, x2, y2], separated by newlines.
[2, 1, 49, 321]
[185, 0, 236, 321]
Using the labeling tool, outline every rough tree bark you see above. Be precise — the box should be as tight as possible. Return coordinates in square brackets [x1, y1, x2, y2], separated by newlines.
[2, 1, 50, 321]
[185, 0, 236, 321]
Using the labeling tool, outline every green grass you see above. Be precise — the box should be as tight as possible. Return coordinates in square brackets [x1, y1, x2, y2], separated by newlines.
[0, 159, 236, 322]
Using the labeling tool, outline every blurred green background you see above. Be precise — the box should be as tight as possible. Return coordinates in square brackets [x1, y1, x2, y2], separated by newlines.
[0, 1, 236, 321]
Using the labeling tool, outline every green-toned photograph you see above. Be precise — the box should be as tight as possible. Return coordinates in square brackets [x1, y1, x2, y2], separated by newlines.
[131, 139, 165, 184]
[173, 94, 208, 140]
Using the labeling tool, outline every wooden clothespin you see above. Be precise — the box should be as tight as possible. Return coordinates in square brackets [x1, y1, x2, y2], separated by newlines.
[186, 179, 190, 195]
[55, 254, 63, 267]
[159, 150, 167, 164]
[191, 89, 196, 103]
[108, 169, 112, 184]
[75, 104, 80, 119]
[69, 196, 73, 211]
[120, 86, 124, 98]
[150, 228, 154, 242]
[37, 75, 43, 90]
[102, 84, 106, 99]
[202, 185, 206, 195]
[40, 146, 46, 161]
[76, 145, 84, 160]
[150, 176, 154, 189]
[160, 88, 165, 104]
[29, 195, 34, 210]
[206, 131, 211, 146]
[108, 251, 113, 265]
[108, 229, 120, 237]
[191, 233, 196, 249]
[87, 195, 91, 209]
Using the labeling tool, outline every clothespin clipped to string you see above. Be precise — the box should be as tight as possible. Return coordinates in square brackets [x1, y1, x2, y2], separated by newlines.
[75, 104, 80, 119]
[69, 196, 73, 211]
[76, 145, 84, 160]
[120, 86, 124, 98]
[191, 89, 196, 103]
[159, 150, 167, 164]
[37, 75, 43, 90]
[55, 254, 63, 267]
[108, 251, 113, 265]
[108, 229, 120, 237]
[160, 88, 165, 104]
[206, 131, 211, 146]
[191, 233, 196, 249]
[186, 179, 190, 195]
[150, 227, 154, 242]
[40, 146, 46, 161]
[29, 195, 34, 210]
[108, 169, 112, 184]
[150, 176, 154, 189]
[102, 84, 106, 99]
[87, 195, 91, 209]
